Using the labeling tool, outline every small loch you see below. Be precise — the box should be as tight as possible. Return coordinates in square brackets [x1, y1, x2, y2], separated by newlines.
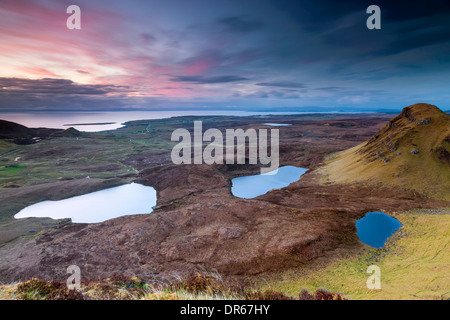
[231, 165, 307, 199]
[356, 211, 402, 248]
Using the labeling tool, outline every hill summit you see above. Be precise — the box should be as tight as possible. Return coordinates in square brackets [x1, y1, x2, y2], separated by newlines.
[321, 103, 450, 200]
[50, 127, 81, 137]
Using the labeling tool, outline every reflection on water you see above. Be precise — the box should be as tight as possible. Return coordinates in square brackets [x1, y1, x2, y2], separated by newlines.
[0, 111, 302, 132]
[14, 183, 157, 223]
[263, 123, 292, 126]
[0, 111, 357, 132]
[231, 165, 307, 199]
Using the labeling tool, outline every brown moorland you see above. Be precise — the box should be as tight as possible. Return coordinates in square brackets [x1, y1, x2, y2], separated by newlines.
[0, 105, 448, 286]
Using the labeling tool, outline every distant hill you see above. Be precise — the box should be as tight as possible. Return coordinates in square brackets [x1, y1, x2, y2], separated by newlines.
[0, 119, 62, 144]
[50, 127, 82, 138]
[321, 103, 450, 200]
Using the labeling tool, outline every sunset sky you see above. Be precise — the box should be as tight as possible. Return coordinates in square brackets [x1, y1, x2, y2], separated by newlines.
[1, 0, 450, 112]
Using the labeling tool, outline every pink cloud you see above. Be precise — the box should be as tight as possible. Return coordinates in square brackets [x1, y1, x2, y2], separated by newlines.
[16, 67, 60, 77]
[183, 59, 215, 75]
[0, 0, 229, 99]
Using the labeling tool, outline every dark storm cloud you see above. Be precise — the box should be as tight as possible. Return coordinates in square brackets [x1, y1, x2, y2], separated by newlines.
[256, 81, 307, 89]
[0, 78, 131, 96]
[218, 15, 265, 33]
[269, 0, 365, 32]
[140, 33, 157, 44]
[0, 77, 135, 111]
[371, 15, 450, 56]
[315, 86, 342, 92]
[271, 0, 450, 58]
[270, 0, 450, 31]
[239, 89, 302, 99]
[171, 75, 249, 84]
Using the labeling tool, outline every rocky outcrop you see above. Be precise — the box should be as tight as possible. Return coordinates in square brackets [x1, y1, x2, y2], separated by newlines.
[322, 103, 450, 200]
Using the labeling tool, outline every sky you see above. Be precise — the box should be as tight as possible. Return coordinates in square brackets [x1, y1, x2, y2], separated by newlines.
[1, 0, 450, 113]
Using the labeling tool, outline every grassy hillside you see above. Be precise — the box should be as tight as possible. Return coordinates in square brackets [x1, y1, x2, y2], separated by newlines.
[3, 209, 446, 300]
[321, 103, 450, 200]
[0, 140, 17, 156]
[262, 208, 450, 300]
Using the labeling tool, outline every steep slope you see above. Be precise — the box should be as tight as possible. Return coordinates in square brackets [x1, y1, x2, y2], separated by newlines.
[321, 103, 450, 200]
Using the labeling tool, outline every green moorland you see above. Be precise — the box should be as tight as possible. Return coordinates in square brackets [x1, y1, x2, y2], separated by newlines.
[0, 121, 178, 242]
[1, 136, 150, 186]
[0, 164, 26, 176]
[0, 118, 192, 188]
[0, 140, 17, 156]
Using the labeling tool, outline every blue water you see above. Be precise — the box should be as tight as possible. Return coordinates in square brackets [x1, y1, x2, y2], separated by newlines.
[14, 183, 157, 223]
[0, 111, 369, 132]
[231, 165, 307, 199]
[356, 212, 402, 248]
[262, 123, 292, 126]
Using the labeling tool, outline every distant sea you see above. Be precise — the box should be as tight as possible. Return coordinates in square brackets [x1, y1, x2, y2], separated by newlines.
[0, 110, 370, 132]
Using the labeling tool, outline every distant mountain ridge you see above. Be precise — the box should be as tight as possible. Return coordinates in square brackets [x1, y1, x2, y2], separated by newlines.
[321, 103, 450, 200]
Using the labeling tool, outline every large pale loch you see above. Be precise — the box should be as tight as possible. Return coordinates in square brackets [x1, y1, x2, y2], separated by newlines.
[14, 183, 157, 223]
[0, 111, 304, 132]
[262, 123, 292, 126]
[356, 212, 402, 248]
[231, 165, 307, 199]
